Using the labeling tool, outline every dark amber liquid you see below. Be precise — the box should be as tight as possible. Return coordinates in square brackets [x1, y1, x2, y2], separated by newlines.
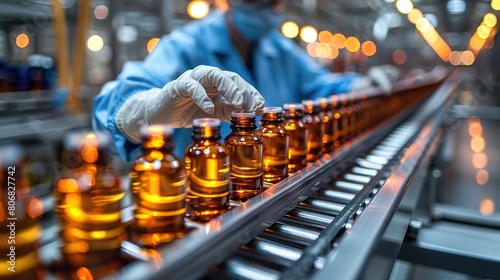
[284, 120, 308, 173]
[259, 126, 289, 184]
[185, 143, 230, 222]
[321, 110, 335, 154]
[303, 114, 324, 162]
[59, 169, 125, 268]
[226, 142, 263, 201]
[133, 152, 186, 247]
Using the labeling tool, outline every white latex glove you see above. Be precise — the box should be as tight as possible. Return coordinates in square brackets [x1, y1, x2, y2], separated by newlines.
[116, 65, 265, 143]
[351, 64, 400, 94]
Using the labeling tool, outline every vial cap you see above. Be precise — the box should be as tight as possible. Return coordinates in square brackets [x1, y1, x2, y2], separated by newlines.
[193, 118, 221, 128]
[263, 107, 283, 113]
[283, 103, 304, 110]
[231, 110, 255, 118]
[140, 124, 174, 138]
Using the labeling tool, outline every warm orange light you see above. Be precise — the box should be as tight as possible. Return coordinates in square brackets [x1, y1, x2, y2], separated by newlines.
[318, 30, 333, 43]
[480, 199, 495, 215]
[416, 18, 432, 33]
[468, 125, 482, 137]
[361, 41, 377, 56]
[345, 37, 360, 52]
[282, 21, 299, 38]
[407, 8, 423, 24]
[307, 42, 319, 57]
[27, 197, 44, 219]
[147, 37, 161, 54]
[477, 25, 491, 40]
[58, 178, 79, 193]
[16, 33, 30, 48]
[393, 49, 407, 65]
[329, 45, 339, 59]
[472, 153, 487, 169]
[476, 169, 489, 185]
[76, 267, 94, 280]
[300, 25, 318, 43]
[82, 145, 98, 163]
[187, 0, 210, 19]
[332, 33, 347, 49]
[321, 43, 333, 58]
[483, 13, 498, 28]
[492, 0, 500, 11]
[471, 137, 485, 152]
[76, 241, 90, 253]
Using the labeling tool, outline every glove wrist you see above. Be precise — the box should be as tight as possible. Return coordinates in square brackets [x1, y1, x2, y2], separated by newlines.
[115, 88, 161, 143]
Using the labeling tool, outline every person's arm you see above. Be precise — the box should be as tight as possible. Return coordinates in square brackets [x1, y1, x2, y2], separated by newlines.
[93, 35, 188, 161]
[93, 34, 264, 162]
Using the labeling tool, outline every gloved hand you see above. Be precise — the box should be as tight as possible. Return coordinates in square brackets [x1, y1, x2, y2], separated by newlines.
[116, 65, 265, 143]
[351, 64, 400, 94]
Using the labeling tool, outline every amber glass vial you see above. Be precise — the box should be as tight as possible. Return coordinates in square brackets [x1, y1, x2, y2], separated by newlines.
[336, 94, 349, 145]
[55, 132, 124, 270]
[283, 103, 308, 173]
[342, 94, 354, 140]
[0, 144, 43, 280]
[302, 100, 324, 162]
[329, 95, 340, 148]
[258, 107, 289, 184]
[348, 92, 360, 138]
[185, 118, 230, 222]
[318, 98, 335, 154]
[225, 111, 263, 202]
[131, 125, 186, 247]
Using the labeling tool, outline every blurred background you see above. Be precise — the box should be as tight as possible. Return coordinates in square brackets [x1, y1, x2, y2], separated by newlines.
[0, 1, 498, 279]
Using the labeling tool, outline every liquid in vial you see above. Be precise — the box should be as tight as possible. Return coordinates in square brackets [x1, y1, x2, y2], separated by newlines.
[55, 132, 125, 270]
[185, 118, 230, 222]
[302, 100, 324, 162]
[225, 111, 263, 202]
[132, 125, 186, 247]
[258, 107, 289, 184]
[283, 103, 308, 173]
[329, 95, 340, 148]
[318, 98, 335, 154]
[334, 94, 348, 147]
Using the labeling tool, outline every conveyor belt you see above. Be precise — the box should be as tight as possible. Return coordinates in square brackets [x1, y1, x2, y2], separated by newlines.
[100, 69, 458, 280]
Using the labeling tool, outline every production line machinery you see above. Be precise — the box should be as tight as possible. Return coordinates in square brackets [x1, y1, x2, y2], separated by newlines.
[99, 67, 459, 280]
[25, 67, 490, 280]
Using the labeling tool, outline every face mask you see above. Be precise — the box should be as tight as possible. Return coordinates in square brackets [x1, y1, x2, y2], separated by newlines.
[232, 3, 283, 41]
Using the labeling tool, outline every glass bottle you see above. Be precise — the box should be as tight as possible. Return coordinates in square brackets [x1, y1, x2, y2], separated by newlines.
[283, 103, 308, 173]
[185, 118, 230, 222]
[54, 131, 125, 274]
[225, 111, 263, 202]
[302, 100, 324, 162]
[0, 144, 43, 280]
[336, 94, 349, 145]
[258, 107, 289, 184]
[318, 98, 335, 154]
[329, 95, 340, 149]
[131, 125, 186, 248]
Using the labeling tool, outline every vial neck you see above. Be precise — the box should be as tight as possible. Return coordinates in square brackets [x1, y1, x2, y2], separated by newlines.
[142, 136, 174, 152]
[192, 127, 221, 141]
[230, 117, 257, 131]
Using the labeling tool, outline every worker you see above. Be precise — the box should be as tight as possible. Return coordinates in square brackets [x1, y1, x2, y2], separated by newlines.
[93, 0, 398, 161]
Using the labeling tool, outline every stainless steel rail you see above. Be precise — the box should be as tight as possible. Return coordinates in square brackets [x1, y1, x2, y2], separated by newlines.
[312, 73, 460, 280]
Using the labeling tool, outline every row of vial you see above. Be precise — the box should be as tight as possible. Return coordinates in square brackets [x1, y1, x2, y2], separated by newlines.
[0, 88, 424, 279]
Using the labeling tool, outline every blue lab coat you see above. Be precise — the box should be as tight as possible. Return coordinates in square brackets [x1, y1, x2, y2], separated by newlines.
[93, 11, 358, 162]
